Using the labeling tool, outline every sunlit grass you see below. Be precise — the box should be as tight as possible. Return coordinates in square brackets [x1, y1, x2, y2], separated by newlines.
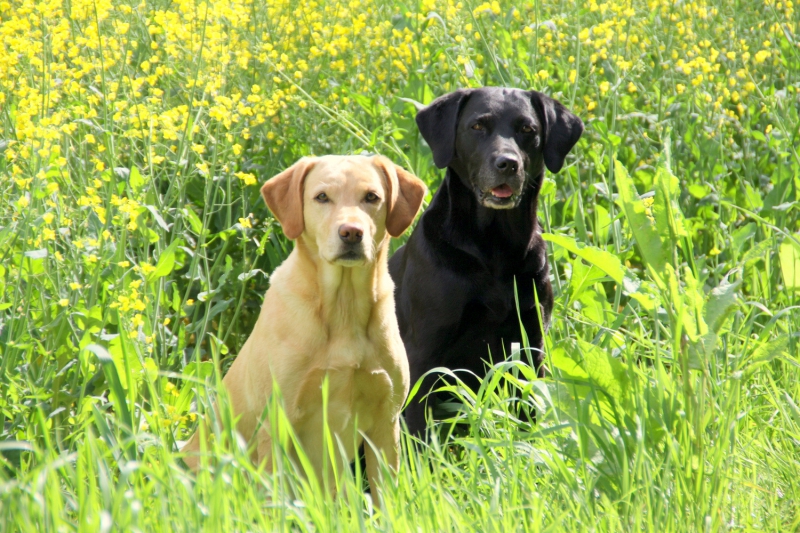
[1, 0, 799, 530]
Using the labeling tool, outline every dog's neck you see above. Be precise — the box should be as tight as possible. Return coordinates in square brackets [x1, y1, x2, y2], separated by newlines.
[434, 168, 543, 259]
[292, 237, 392, 331]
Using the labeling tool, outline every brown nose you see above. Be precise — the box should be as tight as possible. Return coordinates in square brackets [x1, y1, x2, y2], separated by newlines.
[338, 224, 363, 244]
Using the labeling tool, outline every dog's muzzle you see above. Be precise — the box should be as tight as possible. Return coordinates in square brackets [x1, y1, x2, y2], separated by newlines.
[478, 182, 522, 209]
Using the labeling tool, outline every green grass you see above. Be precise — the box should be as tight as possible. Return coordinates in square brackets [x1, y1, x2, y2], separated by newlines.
[1, 0, 799, 530]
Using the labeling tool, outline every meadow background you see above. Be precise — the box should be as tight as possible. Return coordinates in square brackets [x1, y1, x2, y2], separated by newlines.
[1, 0, 799, 530]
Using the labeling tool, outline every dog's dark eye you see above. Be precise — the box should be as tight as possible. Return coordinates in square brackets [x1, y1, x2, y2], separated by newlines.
[521, 125, 535, 134]
[364, 192, 380, 203]
[471, 123, 484, 131]
[314, 192, 329, 203]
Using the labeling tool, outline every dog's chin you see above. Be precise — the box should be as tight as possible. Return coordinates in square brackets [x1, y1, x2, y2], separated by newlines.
[330, 250, 369, 267]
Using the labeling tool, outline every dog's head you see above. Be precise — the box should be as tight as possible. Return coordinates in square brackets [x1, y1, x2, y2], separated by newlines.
[261, 155, 426, 266]
[416, 87, 583, 209]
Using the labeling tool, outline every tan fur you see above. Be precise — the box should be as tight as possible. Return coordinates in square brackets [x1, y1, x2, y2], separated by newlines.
[181, 155, 426, 498]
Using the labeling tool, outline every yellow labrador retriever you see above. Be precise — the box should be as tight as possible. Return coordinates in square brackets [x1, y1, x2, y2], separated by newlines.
[181, 154, 426, 497]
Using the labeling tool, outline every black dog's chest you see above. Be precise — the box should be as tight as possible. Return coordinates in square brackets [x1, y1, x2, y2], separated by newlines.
[468, 272, 537, 324]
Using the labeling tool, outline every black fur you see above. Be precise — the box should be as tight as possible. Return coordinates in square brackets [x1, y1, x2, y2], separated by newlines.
[390, 87, 583, 435]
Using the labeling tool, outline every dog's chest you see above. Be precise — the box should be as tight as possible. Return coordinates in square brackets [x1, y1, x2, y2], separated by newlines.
[292, 334, 395, 432]
[472, 275, 534, 322]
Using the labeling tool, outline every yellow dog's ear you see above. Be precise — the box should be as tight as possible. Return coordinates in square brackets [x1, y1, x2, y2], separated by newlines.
[373, 155, 427, 237]
[261, 157, 317, 240]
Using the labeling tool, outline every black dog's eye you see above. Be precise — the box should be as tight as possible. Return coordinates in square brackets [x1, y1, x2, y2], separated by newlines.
[521, 125, 535, 134]
[471, 123, 484, 131]
[364, 192, 380, 203]
[314, 192, 329, 203]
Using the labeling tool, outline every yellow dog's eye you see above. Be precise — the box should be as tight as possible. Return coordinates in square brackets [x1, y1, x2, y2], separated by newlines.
[471, 123, 484, 131]
[521, 125, 534, 133]
[314, 192, 329, 203]
[365, 192, 380, 203]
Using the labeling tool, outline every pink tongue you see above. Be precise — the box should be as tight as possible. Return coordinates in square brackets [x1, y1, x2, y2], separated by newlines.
[491, 184, 514, 198]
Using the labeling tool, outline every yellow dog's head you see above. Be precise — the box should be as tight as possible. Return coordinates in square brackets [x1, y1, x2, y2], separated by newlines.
[261, 155, 426, 266]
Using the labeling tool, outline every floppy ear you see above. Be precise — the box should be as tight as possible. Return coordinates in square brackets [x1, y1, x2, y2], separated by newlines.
[373, 156, 427, 237]
[529, 91, 584, 173]
[415, 89, 473, 169]
[260, 157, 317, 240]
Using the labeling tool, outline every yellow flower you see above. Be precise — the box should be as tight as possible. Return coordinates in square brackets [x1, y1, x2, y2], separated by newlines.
[59, 299, 69, 307]
[239, 217, 252, 229]
[235, 172, 256, 186]
[754, 50, 770, 63]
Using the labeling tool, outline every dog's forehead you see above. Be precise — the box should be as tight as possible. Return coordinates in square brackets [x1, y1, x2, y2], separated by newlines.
[461, 88, 537, 122]
[306, 156, 383, 192]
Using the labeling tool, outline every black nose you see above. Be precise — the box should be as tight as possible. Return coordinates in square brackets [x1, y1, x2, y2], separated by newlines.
[338, 224, 363, 244]
[494, 154, 520, 174]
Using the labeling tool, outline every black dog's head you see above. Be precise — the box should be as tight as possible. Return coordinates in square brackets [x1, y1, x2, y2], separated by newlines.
[416, 87, 583, 209]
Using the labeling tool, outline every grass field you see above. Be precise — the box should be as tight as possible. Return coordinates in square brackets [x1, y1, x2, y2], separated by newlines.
[1, 0, 799, 530]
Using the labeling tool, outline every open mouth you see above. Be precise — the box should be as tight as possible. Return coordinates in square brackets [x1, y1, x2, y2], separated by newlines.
[480, 184, 518, 208]
[491, 184, 514, 198]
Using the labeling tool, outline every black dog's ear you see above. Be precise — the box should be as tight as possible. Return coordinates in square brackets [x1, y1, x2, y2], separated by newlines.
[529, 91, 584, 173]
[415, 89, 473, 169]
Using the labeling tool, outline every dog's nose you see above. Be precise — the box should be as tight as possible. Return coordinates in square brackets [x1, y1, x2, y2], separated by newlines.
[338, 224, 363, 244]
[494, 154, 520, 174]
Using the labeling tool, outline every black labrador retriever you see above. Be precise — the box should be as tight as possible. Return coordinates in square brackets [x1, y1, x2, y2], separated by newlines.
[389, 87, 583, 435]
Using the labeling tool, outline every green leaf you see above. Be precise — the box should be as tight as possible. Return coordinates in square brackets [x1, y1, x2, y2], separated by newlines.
[567, 256, 607, 299]
[129, 166, 145, 193]
[744, 182, 764, 213]
[743, 335, 790, 379]
[85, 343, 132, 429]
[148, 239, 182, 282]
[779, 237, 800, 290]
[652, 165, 688, 251]
[614, 160, 669, 284]
[742, 237, 774, 266]
[681, 266, 708, 341]
[108, 335, 143, 390]
[704, 278, 740, 334]
[555, 339, 631, 410]
[543, 233, 625, 283]
[688, 183, 709, 199]
[543, 232, 657, 310]
[182, 207, 205, 236]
